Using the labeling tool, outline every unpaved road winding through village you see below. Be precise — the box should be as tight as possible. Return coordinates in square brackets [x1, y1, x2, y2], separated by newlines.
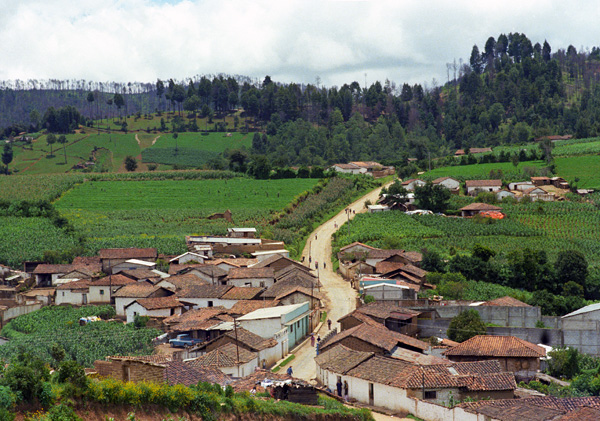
[278, 180, 394, 381]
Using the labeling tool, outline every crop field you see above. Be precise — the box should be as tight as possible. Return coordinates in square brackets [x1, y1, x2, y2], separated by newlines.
[333, 199, 600, 269]
[555, 155, 600, 189]
[0, 305, 160, 367]
[0, 217, 81, 267]
[54, 178, 320, 255]
[141, 132, 252, 167]
[423, 160, 547, 181]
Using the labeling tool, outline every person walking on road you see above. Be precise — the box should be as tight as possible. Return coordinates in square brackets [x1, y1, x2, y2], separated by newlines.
[336, 379, 342, 397]
[287, 366, 293, 376]
[327, 319, 332, 330]
[310, 333, 315, 347]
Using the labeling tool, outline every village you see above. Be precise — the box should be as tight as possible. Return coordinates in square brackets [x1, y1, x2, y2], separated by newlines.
[0, 170, 599, 421]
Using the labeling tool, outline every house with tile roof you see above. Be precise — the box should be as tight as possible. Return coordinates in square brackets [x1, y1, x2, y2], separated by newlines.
[187, 342, 259, 377]
[94, 355, 231, 386]
[125, 296, 184, 323]
[225, 267, 275, 288]
[33, 264, 99, 287]
[432, 176, 461, 191]
[465, 179, 502, 195]
[188, 326, 281, 368]
[316, 345, 516, 412]
[88, 274, 137, 303]
[55, 279, 91, 305]
[460, 396, 600, 421]
[400, 178, 426, 191]
[99, 247, 157, 274]
[443, 335, 545, 375]
[338, 302, 422, 337]
[155, 273, 209, 291]
[460, 202, 503, 217]
[175, 284, 235, 309]
[112, 284, 174, 316]
[164, 307, 235, 342]
[320, 322, 429, 355]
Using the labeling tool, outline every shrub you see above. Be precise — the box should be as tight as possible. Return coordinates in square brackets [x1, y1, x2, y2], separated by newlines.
[447, 309, 487, 343]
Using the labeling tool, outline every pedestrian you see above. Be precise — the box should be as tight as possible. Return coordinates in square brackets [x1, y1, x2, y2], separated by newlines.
[323, 262, 326, 269]
[250, 386, 257, 395]
[301, 256, 305, 262]
[317, 335, 321, 344]
[343, 381, 349, 401]
[315, 234, 317, 240]
[327, 319, 332, 330]
[315, 262, 318, 269]
[336, 379, 342, 397]
[309, 256, 312, 263]
[287, 366, 293, 376]
[310, 333, 315, 347]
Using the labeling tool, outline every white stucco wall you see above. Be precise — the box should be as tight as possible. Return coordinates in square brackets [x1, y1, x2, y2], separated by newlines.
[55, 290, 86, 305]
[88, 286, 111, 303]
[125, 303, 181, 323]
[239, 317, 283, 338]
[115, 297, 136, 316]
[178, 297, 236, 309]
[226, 277, 274, 288]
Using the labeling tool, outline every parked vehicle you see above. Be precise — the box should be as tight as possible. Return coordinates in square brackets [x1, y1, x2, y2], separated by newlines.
[168, 334, 202, 348]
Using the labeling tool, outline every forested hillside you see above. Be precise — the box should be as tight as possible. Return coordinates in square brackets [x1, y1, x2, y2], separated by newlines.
[3, 33, 600, 168]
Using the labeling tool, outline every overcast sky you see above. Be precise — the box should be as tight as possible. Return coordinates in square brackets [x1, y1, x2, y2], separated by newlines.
[2, 0, 600, 90]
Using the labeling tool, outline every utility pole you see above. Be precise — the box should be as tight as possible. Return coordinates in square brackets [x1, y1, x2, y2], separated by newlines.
[234, 316, 240, 376]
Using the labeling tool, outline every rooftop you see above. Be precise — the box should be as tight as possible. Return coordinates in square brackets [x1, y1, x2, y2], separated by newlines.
[323, 323, 428, 353]
[444, 335, 546, 358]
[132, 296, 183, 310]
[465, 179, 502, 187]
[237, 302, 306, 321]
[227, 267, 275, 280]
[459, 202, 503, 211]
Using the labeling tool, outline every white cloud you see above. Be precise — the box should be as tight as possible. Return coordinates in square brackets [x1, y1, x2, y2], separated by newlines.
[1, 0, 600, 88]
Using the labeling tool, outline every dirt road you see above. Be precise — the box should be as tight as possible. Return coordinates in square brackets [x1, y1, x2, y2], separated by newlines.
[278, 180, 393, 381]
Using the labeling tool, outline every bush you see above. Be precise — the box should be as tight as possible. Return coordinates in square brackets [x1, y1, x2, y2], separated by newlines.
[447, 309, 487, 343]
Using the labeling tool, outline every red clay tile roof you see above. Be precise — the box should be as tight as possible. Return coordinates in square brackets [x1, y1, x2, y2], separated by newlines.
[339, 242, 377, 252]
[206, 258, 258, 268]
[557, 406, 600, 421]
[461, 396, 600, 418]
[251, 255, 306, 270]
[322, 323, 428, 353]
[99, 248, 157, 259]
[33, 264, 78, 274]
[227, 267, 274, 280]
[465, 179, 502, 188]
[274, 285, 322, 301]
[93, 274, 137, 287]
[315, 344, 374, 373]
[229, 300, 280, 316]
[353, 302, 421, 321]
[177, 284, 232, 299]
[134, 296, 183, 310]
[401, 178, 424, 185]
[189, 343, 257, 367]
[482, 296, 531, 307]
[221, 328, 278, 351]
[432, 176, 459, 184]
[444, 335, 546, 358]
[220, 286, 264, 300]
[261, 277, 319, 299]
[375, 261, 405, 274]
[168, 264, 206, 275]
[72, 256, 101, 265]
[108, 354, 175, 364]
[459, 202, 503, 211]
[367, 249, 405, 259]
[112, 283, 165, 298]
[165, 361, 231, 386]
[160, 273, 209, 290]
[56, 279, 91, 291]
[120, 268, 162, 280]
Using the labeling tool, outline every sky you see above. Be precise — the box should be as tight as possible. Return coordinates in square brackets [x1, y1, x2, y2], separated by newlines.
[2, 0, 600, 90]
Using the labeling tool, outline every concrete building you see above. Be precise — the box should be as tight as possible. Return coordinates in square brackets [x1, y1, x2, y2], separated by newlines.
[237, 302, 311, 349]
[125, 296, 184, 323]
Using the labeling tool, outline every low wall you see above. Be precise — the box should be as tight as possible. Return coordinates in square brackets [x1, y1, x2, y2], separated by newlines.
[1, 302, 43, 324]
[419, 319, 600, 356]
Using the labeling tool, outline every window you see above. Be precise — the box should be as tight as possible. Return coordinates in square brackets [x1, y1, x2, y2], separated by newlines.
[290, 324, 293, 333]
[62, 292, 65, 296]
[424, 391, 437, 400]
[208, 301, 213, 307]
[260, 281, 265, 287]
[100, 289, 105, 295]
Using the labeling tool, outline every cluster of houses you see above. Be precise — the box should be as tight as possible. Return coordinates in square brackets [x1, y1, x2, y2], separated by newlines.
[313, 300, 600, 420]
[330, 161, 395, 178]
[336, 242, 429, 299]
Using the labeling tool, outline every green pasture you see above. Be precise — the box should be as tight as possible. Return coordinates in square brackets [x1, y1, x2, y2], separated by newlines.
[555, 155, 600, 189]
